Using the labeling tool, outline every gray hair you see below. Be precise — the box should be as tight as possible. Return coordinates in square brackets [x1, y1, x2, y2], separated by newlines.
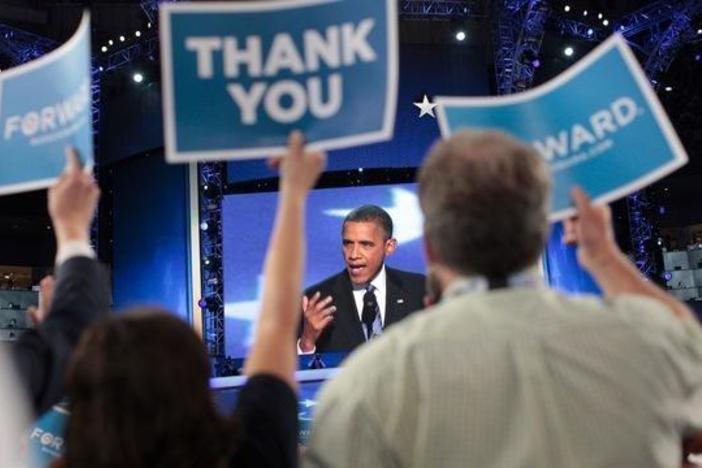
[418, 130, 551, 278]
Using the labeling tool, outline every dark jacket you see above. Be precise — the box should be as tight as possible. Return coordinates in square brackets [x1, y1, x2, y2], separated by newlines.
[302, 267, 425, 353]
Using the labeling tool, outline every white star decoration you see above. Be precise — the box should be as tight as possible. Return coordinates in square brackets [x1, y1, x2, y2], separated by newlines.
[413, 94, 438, 118]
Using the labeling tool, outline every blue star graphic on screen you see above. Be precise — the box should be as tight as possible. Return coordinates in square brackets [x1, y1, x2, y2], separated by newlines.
[222, 183, 425, 358]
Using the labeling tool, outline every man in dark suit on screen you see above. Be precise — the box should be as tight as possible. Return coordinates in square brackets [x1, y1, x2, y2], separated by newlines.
[297, 205, 425, 354]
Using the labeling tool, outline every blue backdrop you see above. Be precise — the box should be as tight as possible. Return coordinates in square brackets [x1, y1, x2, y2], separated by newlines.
[111, 153, 192, 321]
[543, 222, 601, 295]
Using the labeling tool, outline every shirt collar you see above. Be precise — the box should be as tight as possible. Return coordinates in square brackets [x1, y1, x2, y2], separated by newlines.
[443, 267, 542, 300]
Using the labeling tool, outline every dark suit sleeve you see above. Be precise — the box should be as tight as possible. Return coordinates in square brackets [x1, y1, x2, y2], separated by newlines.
[11, 256, 110, 414]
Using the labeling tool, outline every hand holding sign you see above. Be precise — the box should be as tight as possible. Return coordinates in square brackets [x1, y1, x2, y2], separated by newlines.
[48, 147, 99, 246]
[562, 187, 619, 273]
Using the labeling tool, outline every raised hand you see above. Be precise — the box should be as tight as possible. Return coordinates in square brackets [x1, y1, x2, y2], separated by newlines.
[48, 147, 99, 246]
[269, 131, 326, 196]
[563, 187, 618, 272]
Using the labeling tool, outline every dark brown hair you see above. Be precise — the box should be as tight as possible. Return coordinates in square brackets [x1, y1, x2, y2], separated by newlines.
[63, 309, 232, 468]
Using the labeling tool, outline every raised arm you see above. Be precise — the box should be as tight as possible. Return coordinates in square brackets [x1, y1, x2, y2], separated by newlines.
[13, 148, 109, 414]
[564, 186, 693, 321]
[244, 132, 326, 389]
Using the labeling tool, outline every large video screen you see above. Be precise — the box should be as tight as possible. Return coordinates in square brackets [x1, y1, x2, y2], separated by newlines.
[222, 183, 425, 358]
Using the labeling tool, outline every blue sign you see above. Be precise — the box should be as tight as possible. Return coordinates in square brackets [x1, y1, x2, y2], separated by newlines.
[160, 0, 398, 162]
[222, 183, 424, 358]
[28, 402, 69, 467]
[0, 12, 93, 196]
[436, 35, 688, 220]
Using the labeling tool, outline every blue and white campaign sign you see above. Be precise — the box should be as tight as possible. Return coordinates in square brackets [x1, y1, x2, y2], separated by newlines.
[159, 0, 398, 162]
[436, 34, 688, 220]
[0, 12, 93, 196]
[28, 402, 69, 467]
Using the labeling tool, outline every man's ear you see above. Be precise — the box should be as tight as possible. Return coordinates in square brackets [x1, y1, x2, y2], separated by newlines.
[423, 236, 437, 264]
[385, 238, 397, 256]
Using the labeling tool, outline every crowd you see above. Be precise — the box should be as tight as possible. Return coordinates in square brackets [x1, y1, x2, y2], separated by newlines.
[0, 129, 701, 467]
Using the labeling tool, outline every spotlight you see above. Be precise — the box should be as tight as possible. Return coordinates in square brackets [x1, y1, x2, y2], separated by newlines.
[200, 221, 208, 231]
[203, 256, 221, 270]
[598, 13, 603, 19]
[664, 86, 673, 92]
[135, 30, 142, 37]
[564, 5, 570, 12]
[101, 46, 107, 52]
[564, 46, 574, 57]
[587, 28, 594, 37]
[455, 30, 466, 41]
[98, 66, 104, 71]
[119, 35, 125, 42]
[697, 28, 702, 35]
[695, 53, 701, 62]
[583, 10, 588, 16]
[603, 19, 609, 26]
[532, 58, 541, 68]
[147, 22, 152, 28]
[663, 272, 672, 281]
[133, 72, 144, 83]
[108, 39, 113, 46]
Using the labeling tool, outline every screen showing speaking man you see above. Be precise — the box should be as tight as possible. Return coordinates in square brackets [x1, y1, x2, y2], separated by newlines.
[222, 183, 426, 359]
[297, 204, 425, 354]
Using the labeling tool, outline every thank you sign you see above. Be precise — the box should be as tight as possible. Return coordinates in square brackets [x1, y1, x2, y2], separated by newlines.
[160, 0, 398, 162]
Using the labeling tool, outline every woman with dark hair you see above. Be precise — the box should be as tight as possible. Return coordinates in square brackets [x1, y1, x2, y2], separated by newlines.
[59, 132, 326, 468]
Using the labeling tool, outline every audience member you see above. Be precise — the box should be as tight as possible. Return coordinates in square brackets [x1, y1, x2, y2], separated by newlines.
[12, 148, 109, 415]
[0, 346, 30, 467]
[303, 130, 702, 467]
[59, 132, 325, 468]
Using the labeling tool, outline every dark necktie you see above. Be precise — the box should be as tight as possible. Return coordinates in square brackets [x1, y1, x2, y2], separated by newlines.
[361, 285, 382, 341]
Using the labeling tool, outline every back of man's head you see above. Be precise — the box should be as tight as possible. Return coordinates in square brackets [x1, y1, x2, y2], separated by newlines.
[343, 204, 394, 240]
[418, 130, 551, 279]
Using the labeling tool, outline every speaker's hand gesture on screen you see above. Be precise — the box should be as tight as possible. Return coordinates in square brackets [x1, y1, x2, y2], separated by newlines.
[300, 292, 335, 352]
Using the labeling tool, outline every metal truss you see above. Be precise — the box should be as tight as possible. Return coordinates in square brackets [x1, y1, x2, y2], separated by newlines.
[492, 0, 549, 95]
[399, 0, 488, 19]
[101, 35, 159, 72]
[140, 0, 160, 25]
[0, 24, 57, 64]
[548, 17, 608, 42]
[625, 0, 702, 278]
[643, 1, 702, 77]
[550, 0, 702, 57]
[198, 162, 226, 363]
